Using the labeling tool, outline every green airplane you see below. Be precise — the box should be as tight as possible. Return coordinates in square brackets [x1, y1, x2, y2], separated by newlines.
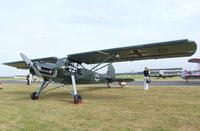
[3, 39, 197, 104]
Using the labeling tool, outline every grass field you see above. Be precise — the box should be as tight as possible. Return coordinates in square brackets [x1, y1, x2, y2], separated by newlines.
[0, 83, 200, 131]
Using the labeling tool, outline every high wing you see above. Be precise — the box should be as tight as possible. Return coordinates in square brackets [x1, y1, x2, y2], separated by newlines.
[3, 56, 58, 69]
[68, 39, 197, 64]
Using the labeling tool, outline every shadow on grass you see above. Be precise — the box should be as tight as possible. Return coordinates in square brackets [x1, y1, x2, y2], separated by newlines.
[41, 87, 124, 103]
[1, 85, 124, 104]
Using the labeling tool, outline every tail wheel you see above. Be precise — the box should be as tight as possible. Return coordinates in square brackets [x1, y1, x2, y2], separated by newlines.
[74, 94, 82, 104]
[119, 82, 126, 88]
[31, 92, 39, 100]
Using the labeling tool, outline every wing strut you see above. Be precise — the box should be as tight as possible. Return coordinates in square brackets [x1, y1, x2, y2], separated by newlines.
[92, 62, 113, 73]
[76, 54, 115, 80]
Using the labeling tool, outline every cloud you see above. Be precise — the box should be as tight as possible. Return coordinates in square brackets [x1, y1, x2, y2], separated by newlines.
[0, 0, 200, 76]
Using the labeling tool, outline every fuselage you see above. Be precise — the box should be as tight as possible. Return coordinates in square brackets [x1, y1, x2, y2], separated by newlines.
[31, 61, 107, 85]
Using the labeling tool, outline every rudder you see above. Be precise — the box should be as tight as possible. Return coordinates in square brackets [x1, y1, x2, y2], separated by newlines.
[106, 64, 116, 82]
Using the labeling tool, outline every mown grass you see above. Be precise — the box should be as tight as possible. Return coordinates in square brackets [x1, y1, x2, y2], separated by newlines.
[0, 83, 200, 131]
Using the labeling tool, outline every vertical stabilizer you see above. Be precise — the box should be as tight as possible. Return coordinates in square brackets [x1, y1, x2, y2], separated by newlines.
[106, 64, 116, 79]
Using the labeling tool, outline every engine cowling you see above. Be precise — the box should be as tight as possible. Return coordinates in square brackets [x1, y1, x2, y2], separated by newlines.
[39, 66, 57, 77]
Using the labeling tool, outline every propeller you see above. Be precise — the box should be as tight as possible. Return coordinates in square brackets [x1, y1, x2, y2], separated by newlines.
[20, 53, 33, 67]
[20, 53, 42, 77]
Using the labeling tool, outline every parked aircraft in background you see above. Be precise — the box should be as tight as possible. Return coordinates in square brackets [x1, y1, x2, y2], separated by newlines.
[150, 68, 182, 79]
[3, 39, 197, 104]
[181, 58, 200, 82]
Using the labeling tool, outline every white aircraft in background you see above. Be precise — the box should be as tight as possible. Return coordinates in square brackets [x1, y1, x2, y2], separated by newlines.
[181, 58, 200, 82]
[150, 68, 183, 79]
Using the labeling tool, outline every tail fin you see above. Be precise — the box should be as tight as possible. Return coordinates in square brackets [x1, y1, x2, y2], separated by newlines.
[159, 70, 165, 76]
[106, 64, 116, 79]
[105, 64, 134, 88]
[181, 70, 190, 78]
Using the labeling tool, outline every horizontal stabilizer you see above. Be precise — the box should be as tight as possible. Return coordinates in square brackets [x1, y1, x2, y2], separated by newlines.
[115, 78, 135, 82]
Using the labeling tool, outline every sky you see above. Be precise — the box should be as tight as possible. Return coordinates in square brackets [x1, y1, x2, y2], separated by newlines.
[0, 0, 200, 76]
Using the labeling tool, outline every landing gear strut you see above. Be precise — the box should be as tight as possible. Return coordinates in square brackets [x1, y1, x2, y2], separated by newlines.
[30, 76, 82, 104]
[71, 75, 82, 104]
[31, 80, 51, 100]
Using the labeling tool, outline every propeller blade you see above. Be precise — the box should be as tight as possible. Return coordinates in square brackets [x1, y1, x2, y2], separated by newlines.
[31, 66, 42, 78]
[20, 53, 33, 67]
[20, 53, 42, 77]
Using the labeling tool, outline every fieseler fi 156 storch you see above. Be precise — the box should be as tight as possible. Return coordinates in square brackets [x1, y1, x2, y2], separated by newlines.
[3, 39, 197, 104]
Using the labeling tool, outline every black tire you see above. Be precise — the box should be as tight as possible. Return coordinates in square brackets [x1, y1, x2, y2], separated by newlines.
[74, 94, 82, 104]
[31, 92, 39, 100]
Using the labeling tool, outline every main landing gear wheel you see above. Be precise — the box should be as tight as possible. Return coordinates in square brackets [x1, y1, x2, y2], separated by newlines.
[74, 94, 82, 104]
[31, 92, 39, 100]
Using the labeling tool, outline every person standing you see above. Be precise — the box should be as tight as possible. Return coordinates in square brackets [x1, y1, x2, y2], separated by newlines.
[26, 74, 32, 85]
[143, 67, 150, 90]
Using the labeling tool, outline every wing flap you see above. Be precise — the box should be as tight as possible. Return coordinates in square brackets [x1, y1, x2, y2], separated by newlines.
[68, 39, 197, 64]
